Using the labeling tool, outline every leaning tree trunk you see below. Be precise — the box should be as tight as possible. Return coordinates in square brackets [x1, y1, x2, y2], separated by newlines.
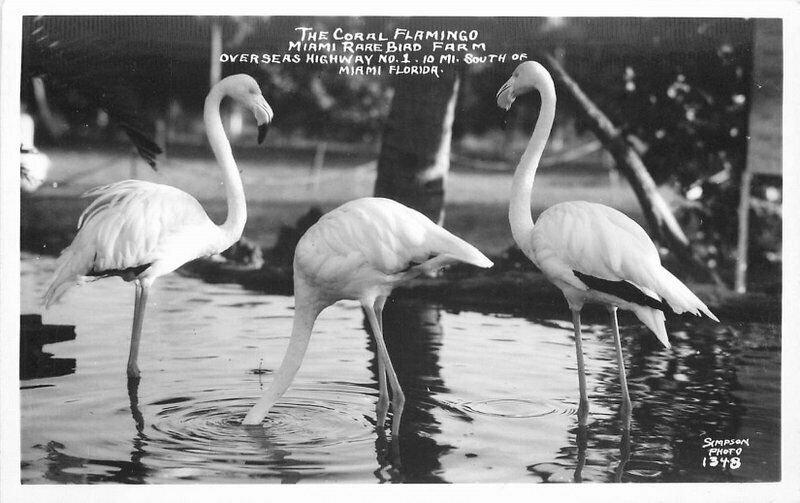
[374, 69, 460, 223]
[543, 53, 724, 287]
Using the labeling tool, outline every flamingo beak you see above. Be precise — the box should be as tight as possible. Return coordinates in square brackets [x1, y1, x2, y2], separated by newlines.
[496, 77, 516, 111]
[253, 95, 273, 145]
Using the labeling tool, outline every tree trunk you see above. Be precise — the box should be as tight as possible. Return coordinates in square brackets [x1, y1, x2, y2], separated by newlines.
[543, 53, 724, 286]
[374, 70, 460, 223]
[371, 68, 461, 444]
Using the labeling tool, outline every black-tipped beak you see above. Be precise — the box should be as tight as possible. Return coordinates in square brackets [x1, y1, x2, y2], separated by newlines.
[496, 79, 515, 111]
[258, 123, 269, 144]
[253, 95, 273, 144]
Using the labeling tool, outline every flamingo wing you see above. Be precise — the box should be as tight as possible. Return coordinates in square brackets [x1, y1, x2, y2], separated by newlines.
[532, 201, 657, 287]
[43, 180, 218, 306]
[532, 201, 716, 320]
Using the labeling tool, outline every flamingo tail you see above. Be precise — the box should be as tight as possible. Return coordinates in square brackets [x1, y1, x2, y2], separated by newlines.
[655, 268, 719, 322]
[630, 305, 671, 349]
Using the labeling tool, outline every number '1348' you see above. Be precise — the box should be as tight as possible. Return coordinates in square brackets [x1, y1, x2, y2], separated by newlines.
[703, 456, 741, 469]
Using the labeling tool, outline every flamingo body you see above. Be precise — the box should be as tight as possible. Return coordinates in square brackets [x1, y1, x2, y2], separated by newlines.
[242, 197, 493, 431]
[524, 200, 717, 347]
[43, 180, 230, 306]
[498, 61, 717, 425]
[295, 197, 492, 302]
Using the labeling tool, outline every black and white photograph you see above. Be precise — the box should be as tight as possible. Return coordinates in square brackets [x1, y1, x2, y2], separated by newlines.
[1, 2, 797, 500]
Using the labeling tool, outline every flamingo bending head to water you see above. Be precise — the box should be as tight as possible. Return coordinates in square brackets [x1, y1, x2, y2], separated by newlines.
[241, 197, 493, 436]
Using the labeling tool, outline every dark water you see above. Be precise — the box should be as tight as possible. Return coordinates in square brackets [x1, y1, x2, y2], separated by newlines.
[19, 253, 780, 483]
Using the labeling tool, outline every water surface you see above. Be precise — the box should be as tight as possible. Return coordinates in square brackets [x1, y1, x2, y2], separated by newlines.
[20, 253, 780, 483]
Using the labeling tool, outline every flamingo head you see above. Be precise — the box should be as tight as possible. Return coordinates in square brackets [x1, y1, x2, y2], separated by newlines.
[222, 74, 274, 144]
[496, 60, 552, 111]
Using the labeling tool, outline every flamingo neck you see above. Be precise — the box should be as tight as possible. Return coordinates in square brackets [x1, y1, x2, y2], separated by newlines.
[509, 78, 557, 249]
[242, 280, 327, 425]
[204, 86, 247, 248]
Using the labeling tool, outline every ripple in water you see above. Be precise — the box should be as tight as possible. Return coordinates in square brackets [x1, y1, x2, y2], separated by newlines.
[146, 391, 376, 470]
[456, 398, 567, 419]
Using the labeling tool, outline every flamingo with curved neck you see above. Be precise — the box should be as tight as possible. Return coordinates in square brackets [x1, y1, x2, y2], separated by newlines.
[498, 61, 717, 426]
[44, 74, 273, 380]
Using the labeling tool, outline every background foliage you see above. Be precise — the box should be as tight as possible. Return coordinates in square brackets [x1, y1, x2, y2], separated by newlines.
[22, 16, 782, 285]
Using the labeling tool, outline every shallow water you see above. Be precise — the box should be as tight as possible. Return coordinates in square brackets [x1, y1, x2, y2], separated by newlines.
[19, 253, 780, 483]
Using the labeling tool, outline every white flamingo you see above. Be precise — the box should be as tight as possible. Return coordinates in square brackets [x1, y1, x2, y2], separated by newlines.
[20, 111, 51, 193]
[497, 61, 718, 423]
[43, 74, 273, 379]
[242, 197, 493, 435]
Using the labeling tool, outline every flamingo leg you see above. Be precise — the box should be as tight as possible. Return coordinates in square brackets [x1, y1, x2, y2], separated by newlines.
[609, 306, 632, 429]
[365, 302, 405, 438]
[127, 374, 145, 433]
[573, 423, 588, 483]
[615, 424, 632, 481]
[572, 310, 589, 424]
[127, 282, 149, 379]
[373, 297, 390, 431]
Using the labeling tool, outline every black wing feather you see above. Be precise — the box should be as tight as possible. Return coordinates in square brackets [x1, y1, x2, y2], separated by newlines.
[573, 270, 671, 313]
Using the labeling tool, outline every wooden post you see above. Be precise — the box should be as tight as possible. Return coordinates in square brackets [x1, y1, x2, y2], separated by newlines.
[735, 170, 753, 293]
[311, 141, 328, 201]
[209, 20, 222, 87]
[736, 19, 783, 292]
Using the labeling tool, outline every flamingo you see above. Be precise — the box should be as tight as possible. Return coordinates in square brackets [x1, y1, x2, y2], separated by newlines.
[242, 197, 493, 435]
[497, 61, 718, 424]
[20, 110, 51, 193]
[42, 74, 273, 379]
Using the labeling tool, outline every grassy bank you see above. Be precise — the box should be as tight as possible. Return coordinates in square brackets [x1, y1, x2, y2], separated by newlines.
[23, 144, 639, 256]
